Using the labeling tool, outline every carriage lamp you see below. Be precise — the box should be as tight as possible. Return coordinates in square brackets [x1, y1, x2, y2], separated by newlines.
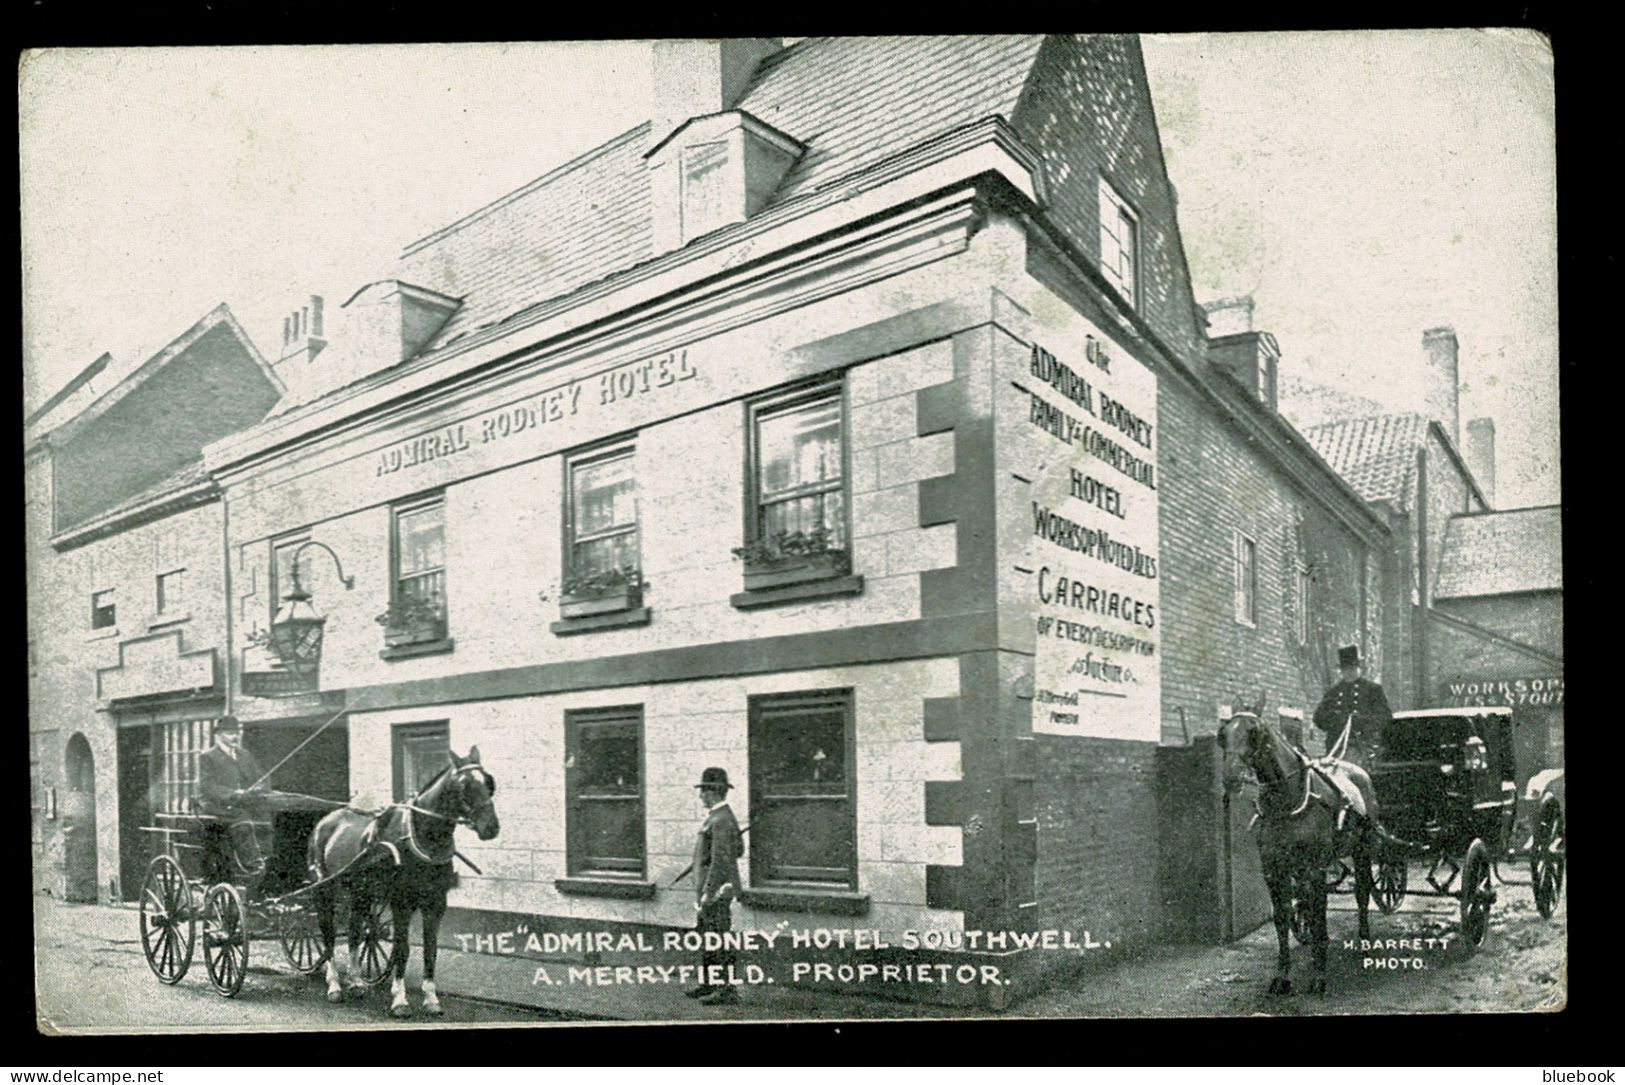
[269, 541, 355, 677]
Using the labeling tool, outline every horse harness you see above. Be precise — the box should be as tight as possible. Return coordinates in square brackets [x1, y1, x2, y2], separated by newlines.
[359, 761, 495, 868]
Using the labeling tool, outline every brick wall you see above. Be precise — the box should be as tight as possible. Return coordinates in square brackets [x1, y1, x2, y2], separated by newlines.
[1157, 375, 1373, 745]
[1432, 593, 1563, 675]
[1012, 34, 1207, 364]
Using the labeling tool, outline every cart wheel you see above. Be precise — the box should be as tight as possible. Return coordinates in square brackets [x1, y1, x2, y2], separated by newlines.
[355, 898, 396, 988]
[1373, 852, 1408, 914]
[1459, 839, 1495, 952]
[1530, 796, 1565, 919]
[139, 856, 195, 985]
[202, 883, 249, 998]
[276, 904, 330, 977]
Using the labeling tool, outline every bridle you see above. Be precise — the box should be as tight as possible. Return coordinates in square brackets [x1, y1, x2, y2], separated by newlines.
[397, 762, 497, 864]
[1227, 712, 1315, 821]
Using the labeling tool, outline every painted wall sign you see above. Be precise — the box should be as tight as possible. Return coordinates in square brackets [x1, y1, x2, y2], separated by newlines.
[1016, 329, 1161, 741]
[242, 668, 319, 698]
[374, 349, 697, 478]
[1439, 675, 1564, 708]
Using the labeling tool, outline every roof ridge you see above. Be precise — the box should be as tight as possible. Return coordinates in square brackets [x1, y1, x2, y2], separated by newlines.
[401, 121, 653, 258]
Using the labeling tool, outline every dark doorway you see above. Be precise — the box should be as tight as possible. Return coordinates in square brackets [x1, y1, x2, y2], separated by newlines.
[117, 726, 153, 902]
[62, 734, 97, 902]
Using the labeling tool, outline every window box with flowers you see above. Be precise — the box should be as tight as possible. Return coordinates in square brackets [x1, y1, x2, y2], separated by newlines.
[559, 565, 646, 619]
[733, 528, 851, 591]
[376, 595, 448, 649]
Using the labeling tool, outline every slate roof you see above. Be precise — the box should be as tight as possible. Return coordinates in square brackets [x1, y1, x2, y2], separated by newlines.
[1434, 506, 1563, 599]
[53, 458, 213, 540]
[1301, 413, 1432, 509]
[392, 35, 1045, 359]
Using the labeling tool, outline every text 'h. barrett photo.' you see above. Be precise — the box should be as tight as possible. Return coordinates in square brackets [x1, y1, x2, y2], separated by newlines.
[22, 31, 1561, 1033]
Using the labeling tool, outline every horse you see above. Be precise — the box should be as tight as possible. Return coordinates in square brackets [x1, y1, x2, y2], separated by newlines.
[307, 746, 499, 1018]
[1220, 696, 1379, 995]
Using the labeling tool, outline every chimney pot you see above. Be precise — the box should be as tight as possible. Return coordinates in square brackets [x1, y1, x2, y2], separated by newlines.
[1201, 295, 1255, 338]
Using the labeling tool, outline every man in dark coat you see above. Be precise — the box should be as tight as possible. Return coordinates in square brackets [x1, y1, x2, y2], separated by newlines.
[1314, 645, 1394, 766]
[686, 766, 743, 1006]
[197, 715, 270, 878]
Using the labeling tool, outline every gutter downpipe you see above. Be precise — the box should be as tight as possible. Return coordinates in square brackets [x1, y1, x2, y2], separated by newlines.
[1415, 447, 1429, 709]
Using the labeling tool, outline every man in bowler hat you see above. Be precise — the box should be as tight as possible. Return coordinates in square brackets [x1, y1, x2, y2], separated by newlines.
[686, 766, 744, 1006]
[1314, 645, 1393, 765]
[197, 715, 270, 878]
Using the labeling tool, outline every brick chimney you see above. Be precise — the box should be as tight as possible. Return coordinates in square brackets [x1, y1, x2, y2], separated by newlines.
[1464, 416, 1496, 507]
[1422, 326, 1460, 447]
[1202, 295, 1279, 411]
[1201, 295, 1255, 338]
[649, 39, 782, 150]
[275, 295, 326, 369]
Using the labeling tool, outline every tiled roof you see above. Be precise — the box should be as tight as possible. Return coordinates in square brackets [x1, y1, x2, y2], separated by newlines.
[54, 458, 213, 539]
[1301, 413, 1431, 508]
[1434, 506, 1563, 599]
[392, 36, 1045, 359]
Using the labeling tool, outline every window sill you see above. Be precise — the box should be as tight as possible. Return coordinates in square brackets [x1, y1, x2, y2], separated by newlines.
[550, 606, 652, 637]
[555, 877, 657, 900]
[146, 612, 192, 631]
[84, 626, 121, 643]
[379, 637, 456, 661]
[738, 887, 871, 916]
[730, 575, 864, 611]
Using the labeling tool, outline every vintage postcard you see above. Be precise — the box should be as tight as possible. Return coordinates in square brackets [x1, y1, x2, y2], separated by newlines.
[23, 32, 1561, 1033]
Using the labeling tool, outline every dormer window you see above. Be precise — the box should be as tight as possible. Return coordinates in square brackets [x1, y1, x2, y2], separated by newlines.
[645, 110, 804, 255]
[681, 142, 730, 242]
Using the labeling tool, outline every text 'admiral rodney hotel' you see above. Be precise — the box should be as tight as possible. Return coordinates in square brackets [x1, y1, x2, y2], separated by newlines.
[28, 35, 1400, 1007]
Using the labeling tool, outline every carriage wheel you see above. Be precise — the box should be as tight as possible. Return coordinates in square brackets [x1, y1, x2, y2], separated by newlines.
[139, 856, 195, 985]
[355, 898, 396, 988]
[1530, 796, 1565, 919]
[1373, 852, 1408, 914]
[276, 904, 330, 977]
[202, 883, 250, 998]
[1459, 839, 1495, 952]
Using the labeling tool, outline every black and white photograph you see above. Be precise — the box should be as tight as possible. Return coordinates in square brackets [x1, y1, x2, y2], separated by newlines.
[22, 32, 1563, 1033]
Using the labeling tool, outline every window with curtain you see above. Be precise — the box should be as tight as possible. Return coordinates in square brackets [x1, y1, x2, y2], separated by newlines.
[750, 386, 847, 548]
[567, 447, 639, 580]
[392, 497, 447, 629]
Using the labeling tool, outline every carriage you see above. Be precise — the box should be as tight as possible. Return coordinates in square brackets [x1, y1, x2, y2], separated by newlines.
[1295, 706, 1565, 953]
[136, 797, 395, 998]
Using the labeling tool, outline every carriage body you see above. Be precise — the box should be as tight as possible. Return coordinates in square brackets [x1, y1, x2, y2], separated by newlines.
[1355, 705, 1564, 944]
[1370, 707, 1518, 858]
[136, 796, 394, 997]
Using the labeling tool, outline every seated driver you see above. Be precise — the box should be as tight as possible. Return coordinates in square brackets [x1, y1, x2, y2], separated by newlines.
[197, 715, 270, 878]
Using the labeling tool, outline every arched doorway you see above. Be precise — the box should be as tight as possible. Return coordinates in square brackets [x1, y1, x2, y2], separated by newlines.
[62, 734, 98, 902]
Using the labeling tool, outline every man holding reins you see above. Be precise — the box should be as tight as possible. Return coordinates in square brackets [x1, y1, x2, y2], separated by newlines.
[197, 715, 273, 879]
